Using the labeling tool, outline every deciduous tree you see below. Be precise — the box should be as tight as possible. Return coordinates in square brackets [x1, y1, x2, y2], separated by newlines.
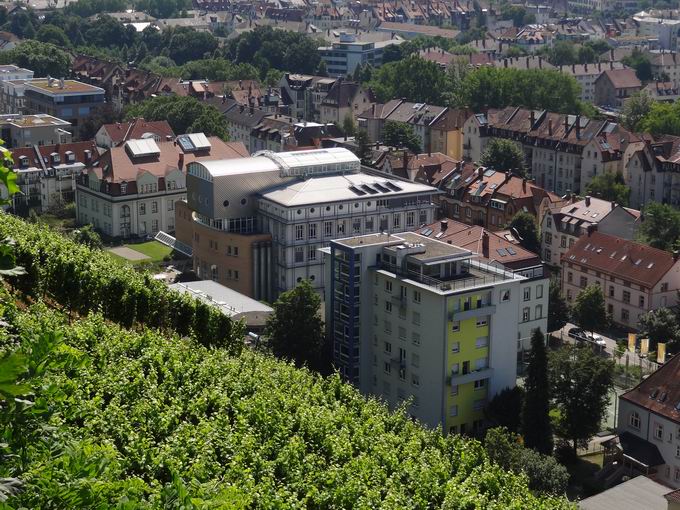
[383, 121, 421, 153]
[638, 308, 680, 352]
[638, 201, 680, 252]
[508, 211, 541, 254]
[571, 284, 606, 337]
[480, 138, 526, 175]
[548, 280, 569, 332]
[585, 172, 630, 206]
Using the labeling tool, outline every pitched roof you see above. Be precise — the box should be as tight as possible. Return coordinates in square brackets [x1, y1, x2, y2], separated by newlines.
[94, 137, 248, 183]
[621, 351, 680, 425]
[11, 141, 97, 170]
[600, 68, 642, 89]
[563, 231, 677, 288]
[554, 196, 640, 224]
[99, 119, 175, 146]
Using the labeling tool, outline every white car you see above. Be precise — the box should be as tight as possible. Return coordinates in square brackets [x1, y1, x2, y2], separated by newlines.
[589, 334, 606, 347]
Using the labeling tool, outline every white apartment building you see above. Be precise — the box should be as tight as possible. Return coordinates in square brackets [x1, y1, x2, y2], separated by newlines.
[557, 62, 626, 103]
[541, 196, 640, 267]
[76, 134, 248, 238]
[324, 231, 524, 436]
[561, 231, 680, 328]
[0, 65, 34, 114]
[617, 355, 680, 487]
[0, 114, 72, 148]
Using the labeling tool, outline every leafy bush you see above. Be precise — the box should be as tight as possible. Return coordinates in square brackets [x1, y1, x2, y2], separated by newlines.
[1, 304, 573, 508]
[0, 213, 242, 352]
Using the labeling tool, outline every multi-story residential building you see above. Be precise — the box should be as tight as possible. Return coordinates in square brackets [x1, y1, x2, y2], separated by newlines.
[323, 231, 523, 435]
[616, 354, 680, 488]
[94, 118, 175, 148]
[463, 107, 636, 195]
[633, 12, 680, 51]
[76, 134, 248, 238]
[440, 167, 563, 231]
[422, 218, 549, 353]
[0, 65, 34, 112]
[492, 55, 554, 70]
[174, 148, 438, 300]
[650, 51, 680, 87]
[429, 108, 471, 161]
[21, 78, 106, 136]
[357, 99, 450, 153]
[642, 81, 680, 102]
[9, 141, 97, 213]
[279, 73, 339, 121]
[222, 102, 270, 153]
[594, 68, 642, 108]
[318, 80, 374, 125]
[0, 114, 72, 148]
[557, 62, 626, 103]
[318, 32, 403, 77]
[626, 135, 680, 209]
[540, 196, 641, 267]
[561, 231, 680, 327]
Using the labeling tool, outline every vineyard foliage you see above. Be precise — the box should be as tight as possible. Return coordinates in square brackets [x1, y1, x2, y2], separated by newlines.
[0, 213, 243, 353]
[1, 303, 573, 509]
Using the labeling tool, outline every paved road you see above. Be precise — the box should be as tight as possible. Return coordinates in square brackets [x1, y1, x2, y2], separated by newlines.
[553, 322, 656, 370]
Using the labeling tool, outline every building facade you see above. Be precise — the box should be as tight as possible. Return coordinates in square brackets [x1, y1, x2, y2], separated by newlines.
[324, 231, 523, 435]
[0, 114, 72, 148]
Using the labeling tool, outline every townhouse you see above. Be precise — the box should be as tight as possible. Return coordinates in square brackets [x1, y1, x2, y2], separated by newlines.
[318, 80, 374, 125]
[626, 135, 680, 209]
[561, 231, 680, 327]
[557, 61, 626, 103]
[540, 195, 641, 267]
[594, 68, 643, 108]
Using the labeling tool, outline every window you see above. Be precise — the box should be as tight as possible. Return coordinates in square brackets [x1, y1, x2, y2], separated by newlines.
[536, 285, 543, 299]
[393, 213, 401, 229]
[452, 321, 460, 332]
[406, 211, 415, 227]
[523, 287, 531, 301]
[337, 221, 345, 235]
[308, 223, 317, 239]
[451, 341, 460, 353]
[662, 282, 669, 292]
[352, 218, 361, 234]
[151, 219, 158, 232]
[384, 320, 392, 334]
[639, 295, 645, 308]
[384, 362, 391, 375]
[475, 336, 488, 348]
[621, 308, 630, 322]
[167, 200, 174, 211]
[449, 405, 458, 417]
[385, 281, 392, 293]
[295, 224, 304, 241]
[412, 311, 421, 325]
[623, 290, 631, 304]
[385, 301, 392, 313]
[544, 233, 552, 244]
[398, 326, 406, 339]
[476, 317, 488, 327]
[411, 374, 420, 387]
[384, 341, 392, 354]
[233, 270, 239, 281]
[609, 286, 614, 298]
[676, 445, 680, 458]
[475, 357, 488, 370]
[629, 412, 641, 429]
[151, 201, 158, 213]
[535, 305, 543, 319]
[501, 289, 511, 302]
[451, 363, 460, 375]
[308, 245, 317, 261]
[324, 221, 333, 237]
[295, 246, 304, 263]
[580, 276, 588, 288]
[412, 332, 420, 345]
[451, 384, 458, 396]
[675, 467, 680, 482]
[210, 265, 218, 281]
[139, 203, 146, 215]
[522, 307, 530, 322]
[474, 378, 487, 390]
[413, 290, 421, 303]
[654, 422, 664, 440]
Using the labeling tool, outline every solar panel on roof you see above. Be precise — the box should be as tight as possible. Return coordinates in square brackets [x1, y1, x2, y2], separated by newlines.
[349, 186, 366, 196]
[373, 183, 390, 193]
[421, 228, 433, 236]
[361, 184, 378, 194]
[385, 182, 402, 191]
[177, 135, 194, 152]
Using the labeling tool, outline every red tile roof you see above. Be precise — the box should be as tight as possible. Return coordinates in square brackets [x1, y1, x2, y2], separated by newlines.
[601, 68, 642, 89]
[563, 231, 678, 288]
[100, 119, 175, 146]
[11, 141, 97, 169]
[621, 351, 680, 425]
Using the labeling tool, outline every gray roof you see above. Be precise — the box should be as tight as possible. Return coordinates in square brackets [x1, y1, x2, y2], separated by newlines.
[223, 102, 270, 128]
[169, 280, 273, 317]
[579, 476, 670, 510]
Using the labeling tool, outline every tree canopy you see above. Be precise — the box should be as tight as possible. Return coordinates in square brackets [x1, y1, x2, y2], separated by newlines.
[383, 122, 422, 153]
[125, 96, 229, 140]
[0, 40, 71, 77]
[621, 91, 654, 131]
[549, 344, 614, 454]
[368, 56, 450, 104]
[638, 307, 680, 352]
[548, 280, 569, 332]
[571, 285, 607, 335]
[638, 201, 680, 252]
[508, 211, 541, 254]
[622, 48, 653, 81]
[480, 138, 526, 176]
[638, 101, 680, 136]
[585, 172, 630, 206]
[522, 329, 553, 455]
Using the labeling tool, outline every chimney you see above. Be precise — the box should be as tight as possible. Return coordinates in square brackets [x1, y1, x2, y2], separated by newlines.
[441, 219, 448, 231]
[178, 152, 184, 169]
[503, 58, 508, 68]
[548, 119, 553, 136]
[530, 110, 535, 126]
[482, 231, 490, 257]
[522, 177, 526, 191]
[84, 149, 92, 163]
[403, 150, 408, 170]
[575, 115, 581, 139]
[564, 116, 568, 131]
[572, 63, 575, 72]
[585, 195, 591, 206]
[477, 167, 484, 179]
[586, 224, 596, 236]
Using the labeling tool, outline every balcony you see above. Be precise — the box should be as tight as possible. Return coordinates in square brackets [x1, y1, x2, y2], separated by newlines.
[447, 367, 494, 386]
[450, 304, 496, 321]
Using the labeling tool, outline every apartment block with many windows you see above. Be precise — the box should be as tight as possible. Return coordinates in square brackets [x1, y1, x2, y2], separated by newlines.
[324, 231, 523, 436]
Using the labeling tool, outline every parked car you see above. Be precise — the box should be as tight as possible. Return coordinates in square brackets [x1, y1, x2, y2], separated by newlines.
[568, 327, 606, 347]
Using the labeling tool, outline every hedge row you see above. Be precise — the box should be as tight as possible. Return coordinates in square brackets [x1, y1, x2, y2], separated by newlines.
[0, 213, 243, 353]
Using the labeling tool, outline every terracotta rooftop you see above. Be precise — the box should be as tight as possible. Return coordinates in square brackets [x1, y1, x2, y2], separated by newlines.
[99, 118, 175, 146]
[563, 231, 678, 288]
[600, 68, 642, 89]
[11, 141, 97, 170]
[621, 351, 680, 425]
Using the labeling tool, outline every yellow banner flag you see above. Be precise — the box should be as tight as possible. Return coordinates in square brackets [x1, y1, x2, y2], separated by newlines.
[628, 333, 636, 352]
[641, 338, 650, 355]
[658, 343, 666, 364]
